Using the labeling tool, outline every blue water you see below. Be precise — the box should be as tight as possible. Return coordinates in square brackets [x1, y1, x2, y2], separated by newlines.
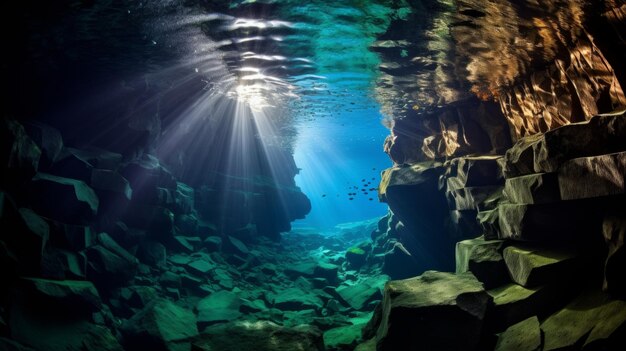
[293, 89, 391, 229]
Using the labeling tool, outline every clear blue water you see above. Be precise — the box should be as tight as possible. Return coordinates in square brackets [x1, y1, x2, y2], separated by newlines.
[293, 89, 390, 229]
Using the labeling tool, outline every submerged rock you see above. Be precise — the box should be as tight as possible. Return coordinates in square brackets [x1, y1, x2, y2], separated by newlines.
[196, 291, 242, 328]
[271, 287, 324, 312]
[455, 236, 509, 289]
[323, 323, 365, 351]
[494, 316, 541, 351]
[335, 276, 385, 311]
[374, 271, 491, 351]
[541, 290, 626, 350]
[504, 113, 626, 177]
[28, 173, 99, 224]
[121, 299, 198, 351]
[502, 246, 578, 288]
[193, 321, 323, 351]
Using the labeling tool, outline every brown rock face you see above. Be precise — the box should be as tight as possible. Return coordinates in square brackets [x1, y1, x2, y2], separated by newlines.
[380, 0, 626, 164]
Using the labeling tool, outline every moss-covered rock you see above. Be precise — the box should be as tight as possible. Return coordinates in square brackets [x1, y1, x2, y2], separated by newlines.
[121, 299, 198, 351]
[323, 323, 365, 350]
[197, 290, 242, 329]
[374, 271, 491, 351]
[194, 321, 323, 351]
[494, 316, 541, 351]
[455, 236, 508, 289]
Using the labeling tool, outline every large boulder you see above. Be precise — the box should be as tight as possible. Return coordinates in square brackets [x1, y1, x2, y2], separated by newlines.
[374, 271, 492, 350]
[120, 299, 198, 351]
[28, 173, 99, 224]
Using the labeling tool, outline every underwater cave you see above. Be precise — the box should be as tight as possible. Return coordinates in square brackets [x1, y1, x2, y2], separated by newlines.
[1, 0, 626, 350]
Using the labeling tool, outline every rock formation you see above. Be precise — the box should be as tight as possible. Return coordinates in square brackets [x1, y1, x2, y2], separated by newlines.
[369, 0, 626, 349]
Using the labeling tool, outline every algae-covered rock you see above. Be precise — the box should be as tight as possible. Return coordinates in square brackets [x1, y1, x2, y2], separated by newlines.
[323, 323, 365, 350]
[121, 299, 198, 351]
[193, 320, 323, 351]
[375, 271, 491, 350]
[504, 173, 560, 204]
[494, 316, 541, 351]
[10, 320, 122, 351]
[455, 236, 509, 289]
[197, 290, 242, 328]
[503, 246, 578, 287]
[271, 287, 324, 311]
[558, 151, 626, 200]
[541, 290, 626, 350]
[335, 276, 386, 311]
[443, 156, 504, 191]
[223, 235, 249, 255]
[313, 262, 339, 285]
[345, 246, 367, 269]
[486, 283, 566, 333]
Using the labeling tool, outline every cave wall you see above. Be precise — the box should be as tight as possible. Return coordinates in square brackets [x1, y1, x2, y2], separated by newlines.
[375, 0, 626, 282]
